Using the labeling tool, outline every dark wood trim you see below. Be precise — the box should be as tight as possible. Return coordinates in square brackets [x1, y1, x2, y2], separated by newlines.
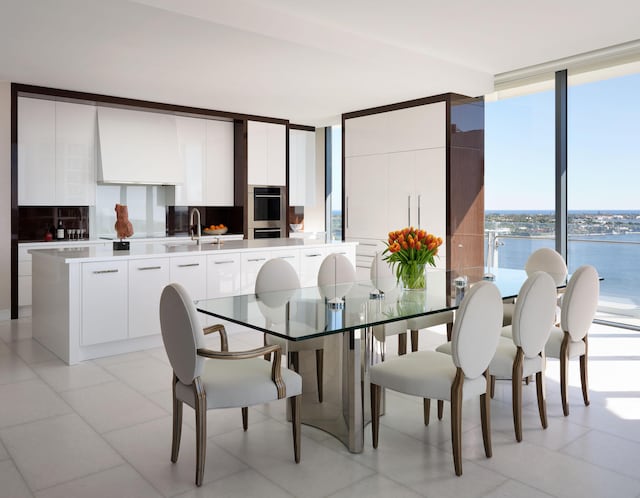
[289, 124, 315, 132]
[233, 119, 248, 236]
[341, 117, 346, 241]
[342, 93, 459, 120]
[10, 84, 19, 319]
[285, 123, 290, 234]
[12, 83, 289, 125]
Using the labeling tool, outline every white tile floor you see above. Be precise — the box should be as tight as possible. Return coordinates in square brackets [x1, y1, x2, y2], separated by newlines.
[1, 317, 640, 498]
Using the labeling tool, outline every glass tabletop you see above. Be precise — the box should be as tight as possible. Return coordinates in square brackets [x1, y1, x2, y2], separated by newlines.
[196, 267, 532, 341]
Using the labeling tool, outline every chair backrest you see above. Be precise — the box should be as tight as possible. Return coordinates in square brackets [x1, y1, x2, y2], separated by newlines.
[370, 252, 396, 293]
[525, 248, 568, 286]
[255, 257, 301, 294]
[318, 253, 356, 298]
[560, 265, 600, 341]
[451, 281, 503, 379]
[159, 283, 206, 385]
[511, 271, 557, 357]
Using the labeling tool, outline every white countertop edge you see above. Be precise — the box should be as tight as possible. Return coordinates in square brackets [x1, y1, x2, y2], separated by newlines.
[28, 238, 358, 264]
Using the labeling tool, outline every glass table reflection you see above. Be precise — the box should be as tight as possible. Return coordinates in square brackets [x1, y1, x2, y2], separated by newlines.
[196, 267, 530, 453]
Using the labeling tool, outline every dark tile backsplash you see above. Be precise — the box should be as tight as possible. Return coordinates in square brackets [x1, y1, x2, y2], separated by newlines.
[19, 206, 89, 241]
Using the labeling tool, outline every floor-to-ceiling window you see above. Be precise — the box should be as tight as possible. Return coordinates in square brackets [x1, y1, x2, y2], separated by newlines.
[326, 125, 342, 240]
[567, 71, 640, 326]
[484, 88, 556, 269]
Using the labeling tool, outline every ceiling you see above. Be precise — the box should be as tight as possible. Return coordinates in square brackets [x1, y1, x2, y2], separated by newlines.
[1, 0, 639, 125]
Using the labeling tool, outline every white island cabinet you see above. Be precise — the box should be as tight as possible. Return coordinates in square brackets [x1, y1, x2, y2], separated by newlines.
[30, 239, 357, 364]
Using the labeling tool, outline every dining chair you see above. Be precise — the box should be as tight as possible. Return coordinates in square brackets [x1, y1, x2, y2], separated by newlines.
[438, 271, 557, 442]
[370, 281, 503, 476]
[256, 257, 326, 402]
[503, 247, 567, 327]
[159, 283, 302, 486]
[317, 252, 357, 300]
[544, 264, 600, 416]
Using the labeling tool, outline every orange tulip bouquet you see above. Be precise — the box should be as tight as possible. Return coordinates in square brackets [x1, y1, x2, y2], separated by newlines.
[383, 227, 443, 290]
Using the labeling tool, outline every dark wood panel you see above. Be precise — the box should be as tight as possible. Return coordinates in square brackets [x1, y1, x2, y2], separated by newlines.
[289, 124, 315, 132]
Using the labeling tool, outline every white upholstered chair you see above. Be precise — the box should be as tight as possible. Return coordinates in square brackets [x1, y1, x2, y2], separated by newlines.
[256, 257, 326, 402]
[438, 272, 557, 442]
[544, 265, 599, 416]
[159, 283, 302, 486]
[317, 252, 356, 300]
[503, 247, 567, 327]
[370, 281, 503, 476]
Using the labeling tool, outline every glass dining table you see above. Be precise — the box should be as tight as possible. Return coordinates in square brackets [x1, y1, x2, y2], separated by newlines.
[196, 267, 530, 453]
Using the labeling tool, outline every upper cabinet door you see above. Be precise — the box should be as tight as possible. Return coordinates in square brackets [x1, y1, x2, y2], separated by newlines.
[205, 119, 234, 206]
[55, 101, 97, 205]
[18, 97, 56, 205]
[174, 116, 206, 205]
[247, 121, 286, 186]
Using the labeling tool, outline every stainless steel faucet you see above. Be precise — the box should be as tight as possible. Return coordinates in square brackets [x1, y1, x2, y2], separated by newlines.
[190, 208, 201, 245]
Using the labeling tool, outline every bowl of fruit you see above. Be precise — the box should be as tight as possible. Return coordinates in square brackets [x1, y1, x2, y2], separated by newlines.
[203, 224, 228, 235]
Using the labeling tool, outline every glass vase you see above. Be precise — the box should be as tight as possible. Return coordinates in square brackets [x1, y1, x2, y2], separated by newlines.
[399, 262, 427, 291]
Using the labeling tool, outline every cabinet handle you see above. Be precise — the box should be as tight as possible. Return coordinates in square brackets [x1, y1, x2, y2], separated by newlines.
[279, 255, 295, 259]
[93, 269, 119, 274]
[305, 253, 322, 257]
[247, 257, 267, 262]
[408, 195, 411, 226]
[418, 194, 421, 228]
[360, 242, 377, 247]
[138, 266, 162, 271]
[177, 263, 200, 268]
[214, 260, 235, 264]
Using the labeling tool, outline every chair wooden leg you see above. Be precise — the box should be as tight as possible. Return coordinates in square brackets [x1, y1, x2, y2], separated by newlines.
[171, 374, 183, 463]
[371, 383, 382, 448]
[241, 407, 248, 431]
[512, 348, 524, 442]
[480, 370, 492, 458]
[437, 399, 444, 420]
[536, 370, 548, 429]
[423, 398, 430, 426]
[446, 322, 453, 342]
[398, 333, 407, 355]
[263, 333, 270, 361]
[490, 375, 496, 399]
[580, 336, 590, 406]
[193, 378, 207, 487]
[411, 329, 419, 352]
[451, 368, 464, 476]
[560, 332, 571, 416]
[290, 395, 301, 463]
[316, 349, 324, 403]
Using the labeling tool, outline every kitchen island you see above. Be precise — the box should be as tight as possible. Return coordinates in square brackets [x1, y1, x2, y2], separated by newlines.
[30, 238, 357, 364]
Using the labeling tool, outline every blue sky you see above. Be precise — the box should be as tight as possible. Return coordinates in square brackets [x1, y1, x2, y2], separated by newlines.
[485, 71, 640, 211]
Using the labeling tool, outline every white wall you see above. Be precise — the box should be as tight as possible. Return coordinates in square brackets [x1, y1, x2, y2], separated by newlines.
[0, 82, 11, 319]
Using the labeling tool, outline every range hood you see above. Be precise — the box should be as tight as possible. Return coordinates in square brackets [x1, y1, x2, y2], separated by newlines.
[97, 106, 183, 185]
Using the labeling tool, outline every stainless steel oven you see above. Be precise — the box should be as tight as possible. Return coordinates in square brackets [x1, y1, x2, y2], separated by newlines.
[247, 185, 286, 239]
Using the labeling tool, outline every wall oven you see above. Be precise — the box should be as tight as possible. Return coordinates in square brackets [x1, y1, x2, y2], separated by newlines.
[247, 185, 286, 239]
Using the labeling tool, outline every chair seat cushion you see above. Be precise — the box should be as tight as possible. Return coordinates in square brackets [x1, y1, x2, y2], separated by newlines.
[500, 325, 513, 338]
[370, 350, 486, 402]
[488, 337, 543, 378]
[372, 319, 408, 341]
[176, 357, 302, 410]
[406, 311, 454, 330]
[545, 327, 586, 359]
[502, 302, 516, 326]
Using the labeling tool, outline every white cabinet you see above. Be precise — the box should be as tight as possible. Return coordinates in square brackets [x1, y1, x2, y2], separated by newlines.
[18, 97, 97, 206]
[171, 117, 234, 207]
[207, 253, 241, 298]
[299, 247, 327, 287]
[170, 255, 207, 301]
[81, 261, 128, 346]
[128, 259, 170, 338]
[18, 97, 56, 205]
[173, 116, 206, 205]
[270, 249, 300, 275]
[240, 251, 270, 294]
[205, 119, 234, 205]
[344, 155, 388, 240]
[289, 129, 316, 206]
[247, 121, 286, 186]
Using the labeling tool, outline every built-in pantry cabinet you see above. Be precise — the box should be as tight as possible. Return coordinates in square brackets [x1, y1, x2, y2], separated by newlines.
[18, 97, 97, 206]
[247, 121, 286, 186]
[288, 128, 316, 206]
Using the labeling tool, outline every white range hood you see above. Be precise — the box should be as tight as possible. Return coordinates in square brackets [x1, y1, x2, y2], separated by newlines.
[97, 106, 183, 185]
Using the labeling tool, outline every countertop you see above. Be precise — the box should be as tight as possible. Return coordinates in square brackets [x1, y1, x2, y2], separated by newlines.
[28, 237, 357, 263]
[19, 233, 243, 247]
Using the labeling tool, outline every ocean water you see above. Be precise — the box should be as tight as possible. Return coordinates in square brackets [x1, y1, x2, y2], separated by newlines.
[490, 233, 640, 308]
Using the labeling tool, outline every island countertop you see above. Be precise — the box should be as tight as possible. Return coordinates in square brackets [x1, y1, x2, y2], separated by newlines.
[28, 237, 358, 263]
